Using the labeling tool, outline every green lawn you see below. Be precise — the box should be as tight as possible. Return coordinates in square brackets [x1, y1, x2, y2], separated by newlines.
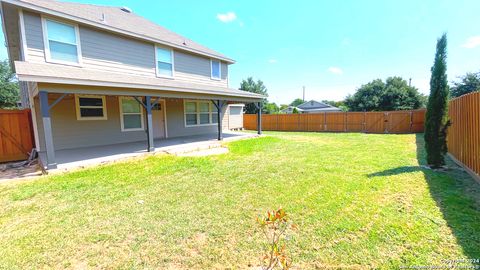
[1, 132, 479, 269]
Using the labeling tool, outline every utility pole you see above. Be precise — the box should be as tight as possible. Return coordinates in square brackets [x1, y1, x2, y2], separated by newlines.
[302, 86, 305, 102]
[409, 78, 412, 87]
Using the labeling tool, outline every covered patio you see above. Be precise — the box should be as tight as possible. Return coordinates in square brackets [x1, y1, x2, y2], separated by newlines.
[15, 62, 265, 171]
[38, 131, 257, 171]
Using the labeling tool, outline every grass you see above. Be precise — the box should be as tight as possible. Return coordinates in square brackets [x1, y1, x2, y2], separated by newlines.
[0, 132, 479, 269]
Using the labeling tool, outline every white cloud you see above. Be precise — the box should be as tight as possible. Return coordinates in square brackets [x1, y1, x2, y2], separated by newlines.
[217, 12, 237, 23]
[327, 67, 343, 75]
[268, 59, 278, 64]
[462, 36, 480, 48]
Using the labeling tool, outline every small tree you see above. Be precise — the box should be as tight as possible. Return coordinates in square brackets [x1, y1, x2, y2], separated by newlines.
[425, 33, 450, 168]
[264, 102, 280, 114]
[257, 208, 296, 270]
[0, 60, 19, 108]
[289, 98, 304, 107]
[292, 107, 299, 114]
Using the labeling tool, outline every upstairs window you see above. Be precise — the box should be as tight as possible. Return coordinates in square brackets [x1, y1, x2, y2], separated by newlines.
[44, 19, 81, 64]
[75, 95, 107, 120]
[156, 46, 174, 77]
[211, 60, 221, 80]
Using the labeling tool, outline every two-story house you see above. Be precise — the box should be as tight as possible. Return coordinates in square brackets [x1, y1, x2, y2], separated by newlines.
[0, 0, 263, 170]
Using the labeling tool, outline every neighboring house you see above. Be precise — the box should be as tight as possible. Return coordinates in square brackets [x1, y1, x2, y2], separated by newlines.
[0, 0, 263, 169]
[280, 100, 341, 114]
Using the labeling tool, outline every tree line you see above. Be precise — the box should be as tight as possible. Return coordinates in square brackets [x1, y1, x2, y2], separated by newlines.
[239, 71, 480, 114]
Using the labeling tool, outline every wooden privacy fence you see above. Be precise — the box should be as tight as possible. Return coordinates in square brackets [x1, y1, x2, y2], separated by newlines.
[447, 92, 480, 179]
[244, 110, 426, 134]
[0, 109, 35, 163]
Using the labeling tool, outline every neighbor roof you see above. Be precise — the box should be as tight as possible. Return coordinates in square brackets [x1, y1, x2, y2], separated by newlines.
[2, 0, 235, 63]
[297, 100, 337, 110]
[15, 61, 264, 101]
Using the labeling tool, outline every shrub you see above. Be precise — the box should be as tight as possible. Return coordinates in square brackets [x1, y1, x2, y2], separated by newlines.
[257, 208, 297, 270]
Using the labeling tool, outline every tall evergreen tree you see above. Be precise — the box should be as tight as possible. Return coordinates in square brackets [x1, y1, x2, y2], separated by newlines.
[424, 33, 450, 168]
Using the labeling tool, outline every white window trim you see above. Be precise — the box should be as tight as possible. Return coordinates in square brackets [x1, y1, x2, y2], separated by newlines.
[184, 100, 218, 127]
[75, 94, 107, 120]
[210, 59, 221, 80]
[41, 16, 83, 66]
[119, 97, 145, 132]
[155, 45, 175, 79]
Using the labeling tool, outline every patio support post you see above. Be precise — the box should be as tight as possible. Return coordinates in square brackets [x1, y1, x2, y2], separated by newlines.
[145, 96, 154, 152]
[257, 102, 262, 135]
[217, 100, 223, 140]
[212, 100, 225, 141]
[39, 91, 57, 169]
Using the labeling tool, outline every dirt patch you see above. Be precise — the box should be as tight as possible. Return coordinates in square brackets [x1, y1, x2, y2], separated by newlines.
[0, 160, 42, 181]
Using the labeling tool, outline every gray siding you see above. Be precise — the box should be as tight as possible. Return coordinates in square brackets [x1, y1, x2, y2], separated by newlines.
[165, 99, 228, 137]
[35, 94, 147, 150]
[22, 11, 229, 87]
[174, 51, 228, 86]
[23, 11, 45, 62]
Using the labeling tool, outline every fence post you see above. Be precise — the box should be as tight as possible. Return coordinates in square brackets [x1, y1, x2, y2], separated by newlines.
[324, 112, 327, 131]
[384, 112, 388, 134]
[363, 112, 366, 133]
[409, 111, 413, 133]
[344, 112, 348, 132]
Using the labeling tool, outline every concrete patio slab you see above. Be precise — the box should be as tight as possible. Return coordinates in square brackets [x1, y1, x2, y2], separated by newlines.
[38, 131, 257, 172]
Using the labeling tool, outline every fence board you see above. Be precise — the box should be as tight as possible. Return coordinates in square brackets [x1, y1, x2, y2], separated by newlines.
[244, 109, 425, 134]
[447, 92, 480, 179]
[346, 112, 365, 132]
[365, 112, 386, 133]
[0, 109, 34, 162]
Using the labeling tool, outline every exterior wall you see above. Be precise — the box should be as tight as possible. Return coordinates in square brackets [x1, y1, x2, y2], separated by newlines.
[33, 92, 230, 151]
[22, 11, 229, 87]
[165, 98, 228, 138]
[34, 94, 147, 151]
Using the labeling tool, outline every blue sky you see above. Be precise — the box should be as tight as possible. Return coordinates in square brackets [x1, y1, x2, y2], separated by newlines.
[1, 0, 479, 104]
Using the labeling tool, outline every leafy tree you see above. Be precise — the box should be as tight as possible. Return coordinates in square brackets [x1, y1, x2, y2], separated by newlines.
[425, 33, 450, 168]
[321, 100, 349, 111]
[239, 77, 268, 114]
[450, 71, 480, 98]
[0, 60, 19, 108]
[345, 77, 425, 111]
[279, 104, 289, 111]
[290, 98, 304, 107]
[292, 107, 299, 114]
[264, 102, 280, 114]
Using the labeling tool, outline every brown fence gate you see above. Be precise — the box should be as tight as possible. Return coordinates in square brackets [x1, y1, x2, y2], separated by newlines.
[244, 110, 426, 134]
[0, 109, 35, 163]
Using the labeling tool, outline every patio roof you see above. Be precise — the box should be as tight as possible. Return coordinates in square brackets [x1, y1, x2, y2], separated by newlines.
[15, 61, 264, 102]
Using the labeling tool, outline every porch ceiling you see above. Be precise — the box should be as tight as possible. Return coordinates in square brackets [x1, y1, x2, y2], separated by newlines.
[15, 61, 264, 102]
